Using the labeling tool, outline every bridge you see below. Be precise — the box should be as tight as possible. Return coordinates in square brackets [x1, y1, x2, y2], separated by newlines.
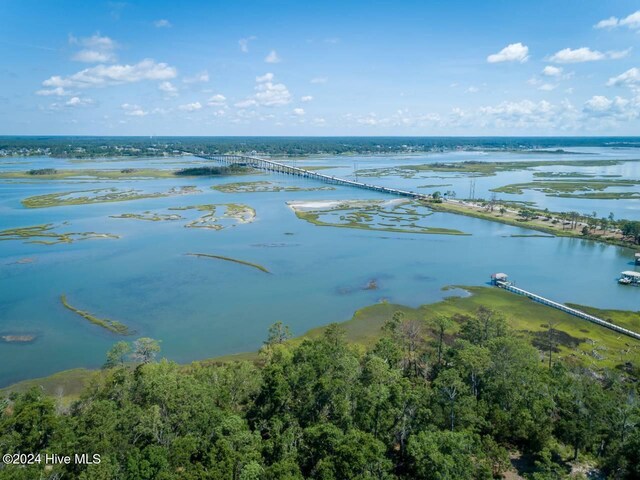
[193, 153, 431, 200]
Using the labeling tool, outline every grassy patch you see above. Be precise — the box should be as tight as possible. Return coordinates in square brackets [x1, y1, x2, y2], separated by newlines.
[60, 295, 132, 335]
[299, 286, 640, 370]
[186, 253, 270, 273]
[213, 180, 334, 193]
[0, 166, 253, 181]
[170, 203, 256, 230]
[0, 224, 119, 244]
[491, 179, 640, 196]
[110, 211, 183, 221]
[356, 159, 634, 179]
[22, 186, 199, 208]
[288, 199, 468, 236]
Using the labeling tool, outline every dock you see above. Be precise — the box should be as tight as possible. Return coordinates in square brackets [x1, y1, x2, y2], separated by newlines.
[491, 273, 640, 341]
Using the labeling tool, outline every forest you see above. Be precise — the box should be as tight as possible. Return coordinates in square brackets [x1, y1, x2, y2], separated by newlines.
[1, 308, 638, 479]
[2, 136, 639, 158]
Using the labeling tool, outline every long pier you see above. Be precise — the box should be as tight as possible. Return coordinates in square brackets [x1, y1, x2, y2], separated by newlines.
[494, 279, 640, 341]
[194, 153, 430, 200]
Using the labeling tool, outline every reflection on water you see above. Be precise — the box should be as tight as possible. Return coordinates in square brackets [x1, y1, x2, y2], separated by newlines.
[0, 149, 639, 386]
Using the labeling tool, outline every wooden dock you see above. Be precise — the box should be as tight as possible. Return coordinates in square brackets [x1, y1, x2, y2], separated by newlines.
[194, 153, 431, 200]
[493, 277, 640, 341]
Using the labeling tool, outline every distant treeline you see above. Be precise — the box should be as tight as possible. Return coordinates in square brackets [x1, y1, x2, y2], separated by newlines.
[174, 165, 247, 176]
[2, 136, 640, 158]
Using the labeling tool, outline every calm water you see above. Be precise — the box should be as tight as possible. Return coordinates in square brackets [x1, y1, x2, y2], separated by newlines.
[1, 149, 639, 386]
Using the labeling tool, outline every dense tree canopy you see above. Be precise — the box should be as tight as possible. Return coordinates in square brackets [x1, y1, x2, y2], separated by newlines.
[1, 309, 638, 479]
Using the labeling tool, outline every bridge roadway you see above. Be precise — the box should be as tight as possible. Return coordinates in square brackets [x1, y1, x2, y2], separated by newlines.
[195, 154, 640, 342]
[194, 153, 431, 200]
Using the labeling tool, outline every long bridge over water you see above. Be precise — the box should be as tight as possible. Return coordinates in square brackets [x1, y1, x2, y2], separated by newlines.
[194, 153, 430, 200]
[196, 153, 640, 342]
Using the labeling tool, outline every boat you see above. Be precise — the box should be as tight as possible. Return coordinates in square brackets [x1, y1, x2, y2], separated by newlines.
[619, 271, 640, 286]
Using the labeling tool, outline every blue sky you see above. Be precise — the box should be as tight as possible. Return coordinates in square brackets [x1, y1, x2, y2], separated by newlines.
[2, 0, 640, 135]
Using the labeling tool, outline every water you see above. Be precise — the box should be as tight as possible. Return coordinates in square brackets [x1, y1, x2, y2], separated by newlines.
[1, 149, 639, 387]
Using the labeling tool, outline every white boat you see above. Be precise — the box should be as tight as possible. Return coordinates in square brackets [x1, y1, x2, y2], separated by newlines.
[619, 271, 640, 286]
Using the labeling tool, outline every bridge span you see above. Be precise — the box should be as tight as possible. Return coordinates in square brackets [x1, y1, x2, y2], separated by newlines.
[193, 153, 431, 200]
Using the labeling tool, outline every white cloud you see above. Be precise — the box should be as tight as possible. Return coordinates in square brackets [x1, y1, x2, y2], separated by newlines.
[300, 95, 313, 102]
[594, 16, 621, 29]
[207, 94, 226, 106]
[538, 83, 557, 91]
[550, 47, 604, 63]
[238, 36, 256, 53]
[234, 99, 257, 108]
[70, 33, 118, 63]
[158, 81, 178, 96]
[609, 48, 632, 60]
[549, 47, 629, 63]
[255, 81, 291, 106]
[594, 11, 640, 30]
[542, 65, 562, 77]
[256, 72, 274, 83]
[36, 87, 72, 96]
[121, 103, 148, 116]
[292, 108, 305, 116]
[584, 95, 613, 112]
[154, 19, 172, 28]
[42, 59, 177, 89]
[487, 43, 529, 63]
[65, 96, 93, 107]
[465, 86, 479, 93]
[73, 50, 116, 63]
[607, 68, 640, 88]
[583, 95, 639, 120]
[265, 50, 281, 63]
[310, 77, 328, 84]
[236, 73, 292, 107]
[183, 71, 209, 83]
[178, 102, 202, 112]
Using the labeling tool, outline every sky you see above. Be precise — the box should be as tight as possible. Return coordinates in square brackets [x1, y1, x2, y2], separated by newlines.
[2, 0, 640, 136]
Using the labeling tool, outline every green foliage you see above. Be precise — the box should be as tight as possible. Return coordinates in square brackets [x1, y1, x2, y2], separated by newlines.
[1, 316, 638, 479]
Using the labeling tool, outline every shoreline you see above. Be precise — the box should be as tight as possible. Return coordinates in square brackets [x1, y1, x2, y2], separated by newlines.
[3, 285, 639, 400]
[427, 198, 638, 251]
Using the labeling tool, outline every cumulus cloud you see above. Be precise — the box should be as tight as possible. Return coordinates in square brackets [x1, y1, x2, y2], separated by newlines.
[300, 95, 313, 102]
[542, 65, 563, 77]
[207, 94, 227, 106]
[549, 47, 629, 63]
[70, 33, 118, 63]
[256, 73, 274, 83]
[154, 19, 172, 28]
[36, 86, 72, 96]
[487, 43, 529, 63]
[265, 50, 281, 63]
[292, 108, 305, 116]
[594, 10, 640, 30]
[236, 73, 291, 108]
[310, 77, 328, 84]
[121, 103, 147, 116]
[41, 59, 177, 89]
[238, 36, 256, 53]
[538, 83, 557, 91]
[583, 95, 639, 120]
[158, 81, 178, 96]
[65, 96, 93, 107]
[183, 71, 209, 83]
[550, 47, 604, 63]
[607, 68, 640, 88]
[465, 86, 479, 93]
[178, 102, 202, 111]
